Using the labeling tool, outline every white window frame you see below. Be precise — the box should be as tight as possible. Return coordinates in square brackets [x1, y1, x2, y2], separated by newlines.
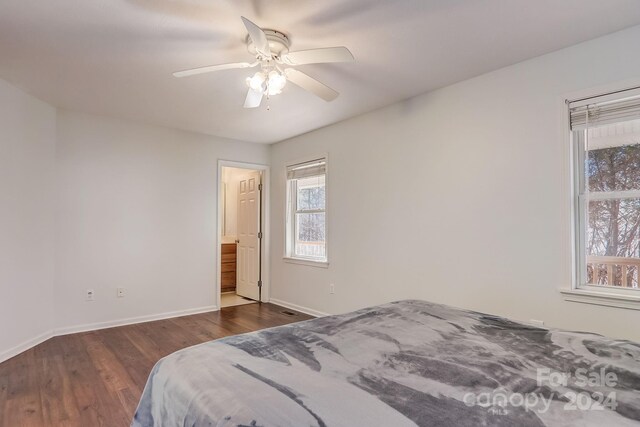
[562, 85, 640, 309]
[284, 155, 329, 268]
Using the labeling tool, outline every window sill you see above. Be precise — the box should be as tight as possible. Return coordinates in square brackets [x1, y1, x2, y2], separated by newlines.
[283, 257, 329, 268]
[560, 287, 640, 310]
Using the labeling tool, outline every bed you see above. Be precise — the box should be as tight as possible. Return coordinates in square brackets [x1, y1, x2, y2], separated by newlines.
[132, 300, 640, 426]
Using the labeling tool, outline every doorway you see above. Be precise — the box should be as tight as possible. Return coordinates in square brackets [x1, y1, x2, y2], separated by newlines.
[217, 162, 269, 308]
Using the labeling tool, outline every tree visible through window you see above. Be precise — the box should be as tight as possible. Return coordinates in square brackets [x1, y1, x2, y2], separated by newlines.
[587, 144, 640, 256]
[585, 134, 640, 287]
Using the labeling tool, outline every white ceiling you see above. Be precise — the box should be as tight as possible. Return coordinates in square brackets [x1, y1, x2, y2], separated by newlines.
[1, 0, 640, 144]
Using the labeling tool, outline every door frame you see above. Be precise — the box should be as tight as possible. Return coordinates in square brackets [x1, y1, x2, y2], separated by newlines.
[216, 160, 270, 309]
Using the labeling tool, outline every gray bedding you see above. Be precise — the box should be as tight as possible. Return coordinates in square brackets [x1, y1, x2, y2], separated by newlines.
[132, 300, 640, 426]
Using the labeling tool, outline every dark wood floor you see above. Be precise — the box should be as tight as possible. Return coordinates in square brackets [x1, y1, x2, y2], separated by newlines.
[0, 303, 312, 427]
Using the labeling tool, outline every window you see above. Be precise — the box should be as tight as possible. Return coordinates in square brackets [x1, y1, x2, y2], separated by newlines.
[570, 89, 640, 293]
[285, 158, 327, 263]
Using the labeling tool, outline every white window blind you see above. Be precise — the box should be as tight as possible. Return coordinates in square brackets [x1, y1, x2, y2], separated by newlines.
[570, 91, 640, 130]
[286, 158, 326, 180]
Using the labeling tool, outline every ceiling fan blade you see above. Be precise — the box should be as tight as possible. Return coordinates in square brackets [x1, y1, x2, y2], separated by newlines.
[244, 88, 263, 108]
[241, 16, 271, 57]
[173, 62, 254, 78]
[281, 47, 354, 66]
[284, 68, 338, 102]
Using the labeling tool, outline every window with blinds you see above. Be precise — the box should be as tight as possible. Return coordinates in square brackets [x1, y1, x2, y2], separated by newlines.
[569, 88, 640, 291]
[285, 158, 327, 262]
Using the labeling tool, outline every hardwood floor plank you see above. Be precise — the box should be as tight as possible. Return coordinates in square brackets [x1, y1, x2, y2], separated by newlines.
[58, 333, 122, 427]
[35, 339, 79, 426]
[4, 349, 45, 427]
[166, 313, 234, 342]
[97, 328, 156, 390]
[0, 303, 311, 427]
[81, 332, 141, 416]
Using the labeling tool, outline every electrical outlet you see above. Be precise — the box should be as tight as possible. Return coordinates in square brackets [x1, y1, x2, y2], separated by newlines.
[117, 287, 125, 298]
[329, 283, 335, 294]
[86, 289, 95, 301]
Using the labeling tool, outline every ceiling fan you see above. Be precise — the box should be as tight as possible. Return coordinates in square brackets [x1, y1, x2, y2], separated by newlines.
[173, 16, 355, 108]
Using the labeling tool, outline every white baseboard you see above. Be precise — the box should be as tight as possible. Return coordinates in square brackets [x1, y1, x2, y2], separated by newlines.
[269, 298, 330, 318]
[0, 305, 219, 364]
[0, 330, 54, 364]
[54, 305, 219, 336]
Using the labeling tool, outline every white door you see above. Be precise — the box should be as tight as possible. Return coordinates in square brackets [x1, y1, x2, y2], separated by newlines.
[236, 171, 261, 300]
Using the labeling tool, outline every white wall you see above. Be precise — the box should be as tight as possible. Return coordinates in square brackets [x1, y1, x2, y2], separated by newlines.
[270, 25, 640, 341]
[0, 79, 56, 360]
[54, 111, 269, 331]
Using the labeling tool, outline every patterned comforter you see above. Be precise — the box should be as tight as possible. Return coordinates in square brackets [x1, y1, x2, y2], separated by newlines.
[132, 300, 640, 426]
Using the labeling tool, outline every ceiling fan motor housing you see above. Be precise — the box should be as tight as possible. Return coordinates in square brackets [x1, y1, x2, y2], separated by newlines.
[246, 29, 290, 58]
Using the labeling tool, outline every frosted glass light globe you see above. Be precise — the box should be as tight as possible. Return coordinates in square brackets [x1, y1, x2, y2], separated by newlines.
[267, 71, 286, 95]
[246, 72, 266, 92]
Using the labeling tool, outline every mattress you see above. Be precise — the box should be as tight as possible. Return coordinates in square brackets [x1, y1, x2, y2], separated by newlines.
[132, 300, 640, 426]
